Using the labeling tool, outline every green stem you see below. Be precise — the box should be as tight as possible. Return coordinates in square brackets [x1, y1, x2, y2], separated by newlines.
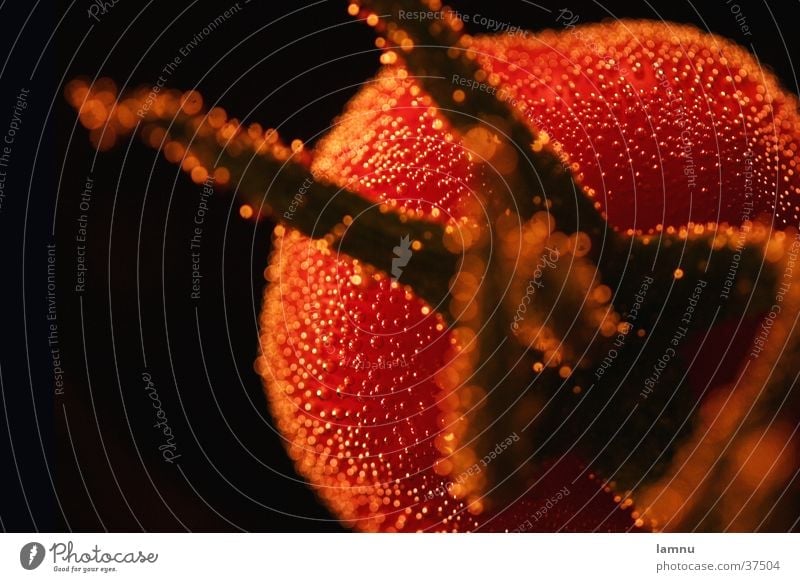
[145, 115, 460, 313]
[359, 0, 610, 253]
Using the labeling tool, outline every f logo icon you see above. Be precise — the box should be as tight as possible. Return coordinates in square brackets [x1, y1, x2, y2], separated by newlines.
[20, 542, 45, 570]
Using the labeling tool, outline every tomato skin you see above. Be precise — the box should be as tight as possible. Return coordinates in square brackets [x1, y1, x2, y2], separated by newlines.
[470, 21, 800, 231]
[257, 21, 800, 531]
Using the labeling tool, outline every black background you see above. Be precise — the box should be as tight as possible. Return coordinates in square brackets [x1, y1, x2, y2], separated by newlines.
[1, 0, 797, 532]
